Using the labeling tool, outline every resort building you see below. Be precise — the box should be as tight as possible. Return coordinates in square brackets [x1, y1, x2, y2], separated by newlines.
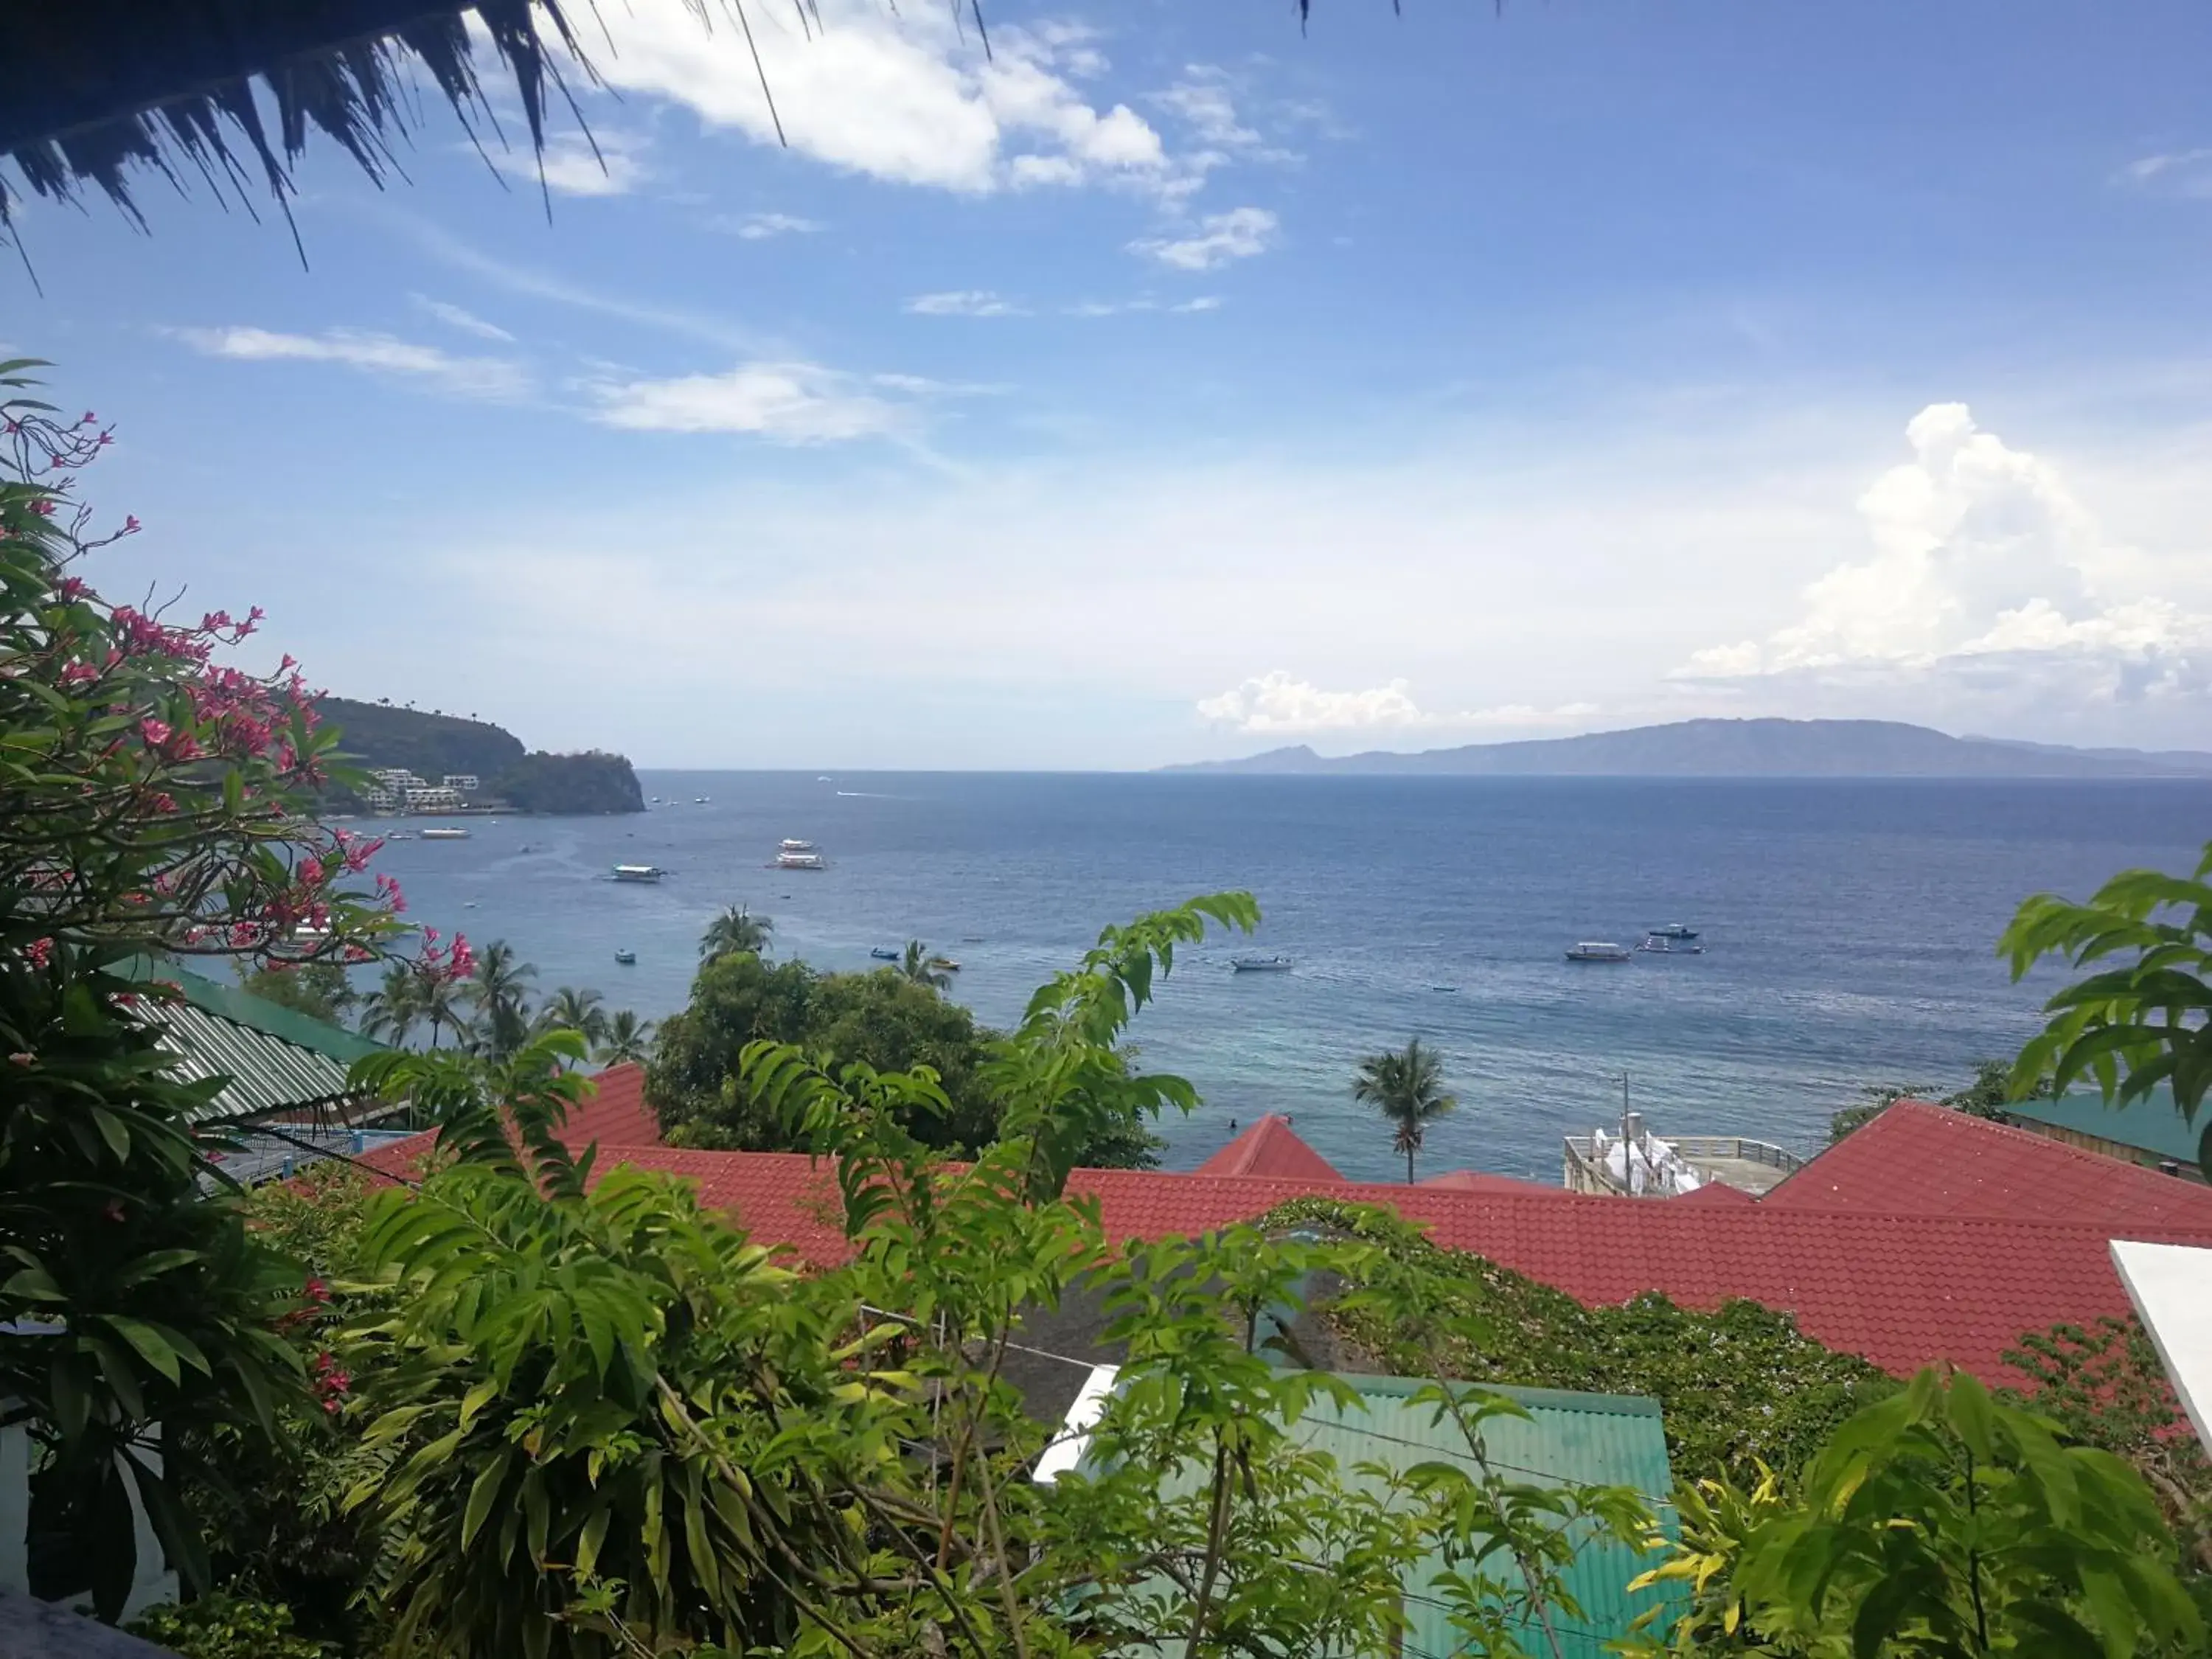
[360, 768, 483, 815]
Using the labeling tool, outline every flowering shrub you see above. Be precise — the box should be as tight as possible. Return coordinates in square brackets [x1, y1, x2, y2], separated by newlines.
[0, 361, 407, 1621]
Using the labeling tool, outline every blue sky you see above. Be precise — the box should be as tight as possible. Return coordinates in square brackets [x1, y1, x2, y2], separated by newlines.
[8, 0, 2212, 766]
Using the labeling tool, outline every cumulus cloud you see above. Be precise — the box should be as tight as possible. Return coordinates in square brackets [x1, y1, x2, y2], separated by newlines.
[574, 0, 1171, 197]
[173, 326, 528, 400]
[585, 362, 908, 442]
[1062, 295, 1222, 316]
[905, 289, 1027, 317]
[501, 131, 650, 197]
[1131, 206, 1278, 271]
[1197, 670, 1597, 735]
[1680, 403, 2212, 716]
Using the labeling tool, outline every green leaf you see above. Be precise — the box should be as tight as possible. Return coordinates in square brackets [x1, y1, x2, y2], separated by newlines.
[461, 1445, 515, 1551]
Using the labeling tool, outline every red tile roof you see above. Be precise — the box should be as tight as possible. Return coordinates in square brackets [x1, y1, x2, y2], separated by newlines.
[1196, 1115, 1346, 1182]
[532, 1145, 2212, 1390]
[1419, 1170, 1565, 1197]
[1673, 1180, 1757, 1206]
[1762, 1101, 2212, 1229]
[353, 1060, 661, 1183]
[349, 1093, 2212, 1391]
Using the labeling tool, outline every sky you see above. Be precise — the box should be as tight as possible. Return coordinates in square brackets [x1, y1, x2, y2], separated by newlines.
[8, 0, 2212, 768]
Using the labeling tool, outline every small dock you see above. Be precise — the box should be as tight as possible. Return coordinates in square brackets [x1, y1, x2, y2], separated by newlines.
[1563, 1123, 1804, 1198]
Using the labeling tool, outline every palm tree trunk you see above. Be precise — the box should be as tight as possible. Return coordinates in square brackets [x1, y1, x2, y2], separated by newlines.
[1406, 1144, 1415, 1185]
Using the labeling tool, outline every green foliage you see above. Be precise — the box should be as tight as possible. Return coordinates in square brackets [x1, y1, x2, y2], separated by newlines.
[899, 937, 948, 990]
[1631, 1368, 2205, 1656]
[593, 1007, 651, 1066]
[1352, 1035, 1458, 1183]
[538, 985, 608, 1052]
[491, 750, 644, 815]
[316, 696, 524, 795]
[128, 1593, 328, 1659]
[2001, 838, 2212, 1179]
[1269, 1197, 1899, 1483]
[698, 905, 772, 961]
[2007, 1317, 2212, 1577]
[464, 939, 538, 1060]
[327, 894, 1649, 1658]
[238, 960, 357, 1026]
[1, 364, 402, 1620]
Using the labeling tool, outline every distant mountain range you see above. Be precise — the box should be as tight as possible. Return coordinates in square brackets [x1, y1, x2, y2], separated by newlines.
[1162, 719, 2212, 779]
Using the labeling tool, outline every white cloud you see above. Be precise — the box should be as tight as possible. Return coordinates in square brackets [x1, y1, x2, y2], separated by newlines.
[173, 326, 528, 400]
[905, 289, 1027, 317]
[1197, 670, 1598, 735]
[585, 362, 907, 441]
[410, 295, 515, 342]
[1131, 206, 1279, 271]
[1062, 295, 1222, 316]
[572, 0, 1172, 197]
[494, 131, 650, 197]
[723, 211, 824, 239]
[2118, 148, 2212, 197]
[1679, 403, 2212, 718]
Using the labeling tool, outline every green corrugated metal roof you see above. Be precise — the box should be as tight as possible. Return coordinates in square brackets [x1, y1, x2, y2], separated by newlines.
[2006, 1085, 2200, 1164]
[1137, 1376, 1681, 1657]
[124, 962, 387, 1125]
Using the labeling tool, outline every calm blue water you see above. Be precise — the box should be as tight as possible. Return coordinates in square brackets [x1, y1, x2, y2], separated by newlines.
[364, 774, 2212, 1186]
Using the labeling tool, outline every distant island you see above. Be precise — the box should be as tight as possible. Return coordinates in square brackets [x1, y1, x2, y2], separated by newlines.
[1164, 718, 2212, 779]
[318, 697, 645, 815]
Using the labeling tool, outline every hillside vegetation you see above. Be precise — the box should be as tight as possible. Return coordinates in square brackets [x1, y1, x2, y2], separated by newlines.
[317, 697, 643, 815]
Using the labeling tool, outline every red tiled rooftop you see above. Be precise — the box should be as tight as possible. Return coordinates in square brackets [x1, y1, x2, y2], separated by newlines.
[1762, 1100, 2212, 1229]
[1419, 1169, 1563, 1197]
[1672, 1180, 1757, 1206]
[1195, 1115, 1346, 1182]
[353, 1060, 661, 1183]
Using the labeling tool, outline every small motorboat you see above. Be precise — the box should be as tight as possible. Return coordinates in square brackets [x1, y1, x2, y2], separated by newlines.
[1566, 942, 1634, 963]
[1650, 923, 1700, 941]
[1428, 984, 1458, 993]
[928, 956, 961, 973]
[961, 935, 986, 943]
[1638, 932, 1705, 956]
[870, 947, 900, 961]
[614, 949, 637, 965]
[1231, 956, 1293, 973]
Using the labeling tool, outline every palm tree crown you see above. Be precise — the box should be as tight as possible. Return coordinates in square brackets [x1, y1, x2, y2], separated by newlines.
[466, 939, 538, 1060]
[700, 905, 773, 961]
[595, 1009, 654, 1066]
[360, 961, 424, 1048]
[541, 985, 610, 1049]
[1352, 1037, 1458, 1185]
[898, 939, 950, 992]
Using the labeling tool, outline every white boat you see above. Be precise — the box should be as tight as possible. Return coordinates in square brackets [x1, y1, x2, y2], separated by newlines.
[1637, 932, 1704, 956]
[775, 837, 826, 870]
[1566, 942, 1633, 962]
[420, 827, 470, 841]
[614, 949, 636, 965]
[613, 863, 665, 883]
[1231, 956, 1293, 973]
[693, 796, 709, 804]
[1650, 923, 1701, 942]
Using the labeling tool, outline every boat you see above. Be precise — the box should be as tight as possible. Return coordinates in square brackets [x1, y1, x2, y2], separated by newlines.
[694, 796, 709, 803]
[1637, 932, 1705, 956]
[960, 935, 986, 943]
[612, 863, 665, 883]
[1429, 984, 1458, 992]
[928, 956, 961, 973]
[1650, 923, 1700, 941]
[1566, 942, 1634, 962]
[420, 827, 470, 841]
[870, 947, 900, 961]
[775, 837, 826, 871]
[1231, 956, 1293, 973]
[614, 949, 636, 965]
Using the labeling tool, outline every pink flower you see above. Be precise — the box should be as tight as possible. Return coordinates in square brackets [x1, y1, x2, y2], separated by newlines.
[150, 793, 177, 814]
[139, 717, 172, 747]
[121, 514, 140, 535]
[24, 938, 52, 969]
[7, 1052, 32, 1068]
[29, 498, 55, 518]
[297, 858, 324, 887]
[59, 661, 97, 687]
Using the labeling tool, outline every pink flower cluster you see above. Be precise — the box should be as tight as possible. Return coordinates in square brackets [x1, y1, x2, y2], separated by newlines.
[420, 928, 476, 984]
[312, 1349, 351, 1415]
[24, 937, 53, 969]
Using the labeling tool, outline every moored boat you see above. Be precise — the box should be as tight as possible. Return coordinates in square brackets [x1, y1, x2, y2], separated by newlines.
[1650, 923, 1700, 941]
[928, 956, 961, 973]
[870, 947, 900, 961]
[1566, 942, 1634, 962]
[1637, 932, 1705, 956]
[614, 949, 637, 965]
[775, 837, 826, 870]
[420, 827, 470, 841]
[612, 863, 665, 883]
[1231, 956, 1293, 973]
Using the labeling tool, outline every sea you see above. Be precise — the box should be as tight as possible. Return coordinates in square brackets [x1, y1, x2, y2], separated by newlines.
[366, 773, 2212, 1186]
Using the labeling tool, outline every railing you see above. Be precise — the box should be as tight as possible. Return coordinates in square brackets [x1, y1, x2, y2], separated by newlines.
[1561, 1133, 1805, 1198]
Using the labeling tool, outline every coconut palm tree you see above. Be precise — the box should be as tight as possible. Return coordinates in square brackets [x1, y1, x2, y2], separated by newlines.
[700, 905, 774, 961]
[1352, 1038, 1458, 1185]
[541, 985, 609, 1051]
[359, 961, 424, 1048]
[417, 971, 467, 1051]
[899, 939, 950, 992]
[465, 939, 538, 1060]
[595, 1009, 655, 1066]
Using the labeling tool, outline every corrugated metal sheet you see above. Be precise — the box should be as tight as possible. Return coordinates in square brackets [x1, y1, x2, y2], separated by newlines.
[1291, 1378, 1680, 1658]
[128, 964, 386, 1126]
[1134, 1376, 1681, 1656]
